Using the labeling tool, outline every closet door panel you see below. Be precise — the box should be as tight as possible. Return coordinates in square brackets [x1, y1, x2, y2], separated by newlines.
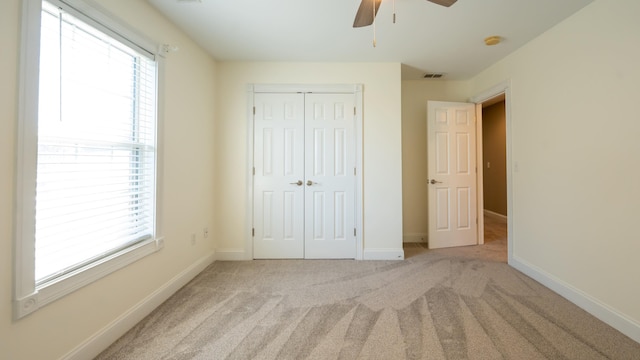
[304, 94, 357, 259]
[253, 93, 305, 259]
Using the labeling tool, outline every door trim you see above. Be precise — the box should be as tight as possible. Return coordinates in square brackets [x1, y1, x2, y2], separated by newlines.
[469, 80, 513, 264]
[245, 84, 364, 260]
[252, 84, 360, 94]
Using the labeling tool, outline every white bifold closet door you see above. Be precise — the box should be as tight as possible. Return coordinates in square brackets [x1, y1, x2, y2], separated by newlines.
[253, 92, 356, 259]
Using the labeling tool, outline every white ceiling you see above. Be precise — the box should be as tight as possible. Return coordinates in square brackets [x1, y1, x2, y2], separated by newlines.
[147, 0, 594, 80]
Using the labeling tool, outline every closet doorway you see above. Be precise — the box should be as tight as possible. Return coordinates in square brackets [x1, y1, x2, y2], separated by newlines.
[249, 85, 363, 259]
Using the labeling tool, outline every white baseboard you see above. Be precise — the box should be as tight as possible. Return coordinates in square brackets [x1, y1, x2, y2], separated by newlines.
[510, 255, 640, 344]
[216, 248, 407, 261]
[215, 248, 248, 261]
[62, 251, 216, 360]
[363, 248, 405, 260]
[484, 209, 507, 221]
[403, 233, 428, 243]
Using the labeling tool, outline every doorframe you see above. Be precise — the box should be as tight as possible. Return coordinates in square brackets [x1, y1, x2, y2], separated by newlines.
[245, 84, 364, 260]
[470, 80, 513, 264]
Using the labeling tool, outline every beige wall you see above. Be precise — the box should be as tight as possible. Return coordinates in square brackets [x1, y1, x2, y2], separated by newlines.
[1, 0, 217, 358]
[215, 62, 404, 255]
[0, 0, 20, 354]
[401, 80, 469, 242]
[482, 101, 507, 216]
[470, 0, 640, 334]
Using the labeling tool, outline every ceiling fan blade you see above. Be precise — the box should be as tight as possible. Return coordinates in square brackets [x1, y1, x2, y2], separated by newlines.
[353, 0, 382, 28]
[427, 0, 458, 7]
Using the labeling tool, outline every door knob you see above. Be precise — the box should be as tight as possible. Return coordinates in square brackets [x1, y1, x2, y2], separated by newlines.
[306, 180, 317, 186]
[290, 180, 303, 186]
[429, 179, 442, 184]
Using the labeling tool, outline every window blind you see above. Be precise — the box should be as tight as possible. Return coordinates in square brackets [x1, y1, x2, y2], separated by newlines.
[35, 1, 157, 285]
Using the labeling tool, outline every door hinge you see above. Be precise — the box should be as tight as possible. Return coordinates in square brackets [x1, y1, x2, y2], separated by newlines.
[253, 106, 256, 115]
[354, 228, 357, 236]
[353, 107, 356, 116]
[252, 228, 255, 237]
[253, 167, 255, 175]
[354, 167, 356, 176]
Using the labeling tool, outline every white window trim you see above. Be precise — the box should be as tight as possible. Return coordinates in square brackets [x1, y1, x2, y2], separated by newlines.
[14, 0, 165, 319]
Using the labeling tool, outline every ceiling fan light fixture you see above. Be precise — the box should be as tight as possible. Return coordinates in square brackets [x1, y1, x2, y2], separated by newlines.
[353, 0, 457, 28]
[484, 36, 501, 46]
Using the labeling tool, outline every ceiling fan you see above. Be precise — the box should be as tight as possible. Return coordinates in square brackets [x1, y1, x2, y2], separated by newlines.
[353, 0, 458, 28]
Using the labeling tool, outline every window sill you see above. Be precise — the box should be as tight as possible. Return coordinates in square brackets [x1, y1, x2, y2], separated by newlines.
[14, 237, 164, 319]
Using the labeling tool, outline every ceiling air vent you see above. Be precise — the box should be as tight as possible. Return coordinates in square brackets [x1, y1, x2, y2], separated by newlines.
[423, 73, 444, 79]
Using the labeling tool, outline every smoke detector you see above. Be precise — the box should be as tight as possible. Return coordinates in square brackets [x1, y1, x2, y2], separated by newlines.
[484, 36, 501, 46]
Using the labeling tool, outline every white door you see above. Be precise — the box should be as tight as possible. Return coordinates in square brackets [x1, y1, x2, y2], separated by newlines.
[427, 101, 478, 249]
[253, 92, 357, 259]
[253, 93, 305, 258]
[304, 94, 357, 259]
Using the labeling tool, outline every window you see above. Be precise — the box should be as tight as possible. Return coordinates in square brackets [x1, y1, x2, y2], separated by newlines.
[15, 0, 163, 318]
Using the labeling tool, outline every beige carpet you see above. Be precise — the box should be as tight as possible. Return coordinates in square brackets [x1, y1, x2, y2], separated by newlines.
[97, 237, 640, 359]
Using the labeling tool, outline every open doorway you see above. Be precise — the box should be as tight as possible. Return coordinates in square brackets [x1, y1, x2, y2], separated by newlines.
[404, 83, 513, 261]
[472, 81, 513, 264]
[481, 95, 508, 246]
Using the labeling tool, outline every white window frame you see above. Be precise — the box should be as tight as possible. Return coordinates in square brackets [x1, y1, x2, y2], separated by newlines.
[14, 0, 165, 319]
